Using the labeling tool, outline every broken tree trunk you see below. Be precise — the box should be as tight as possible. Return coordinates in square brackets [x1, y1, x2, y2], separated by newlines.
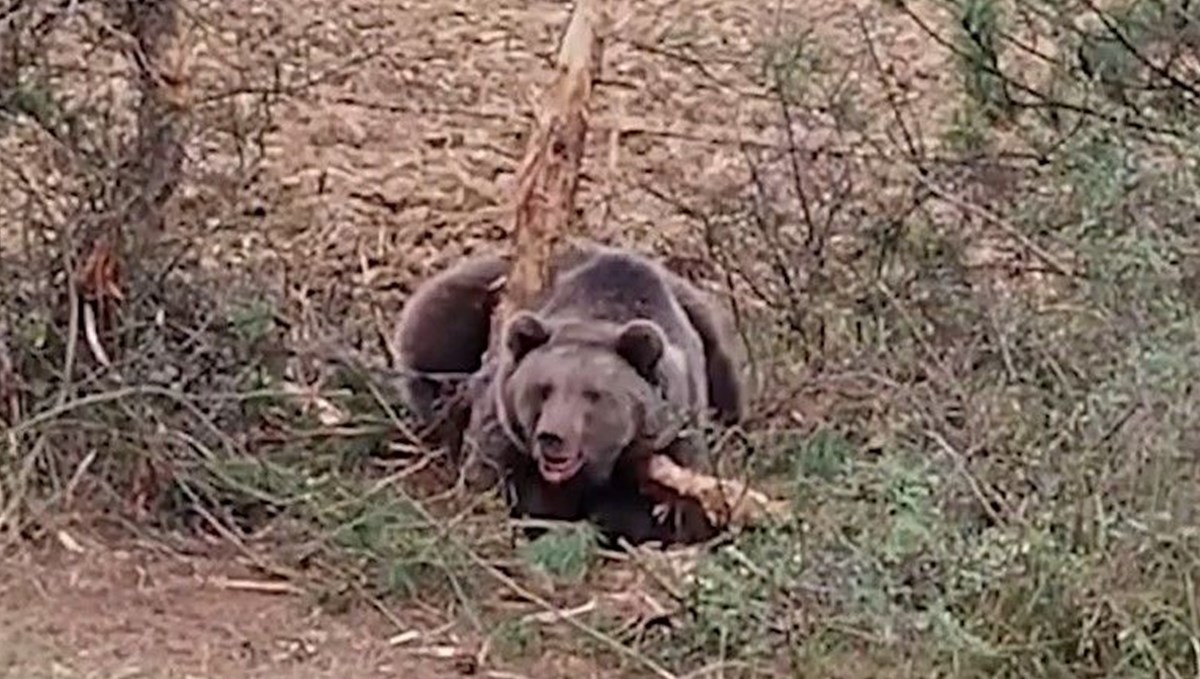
[494, 0, 603, 320]
[496, 0, 785, 532]
[79, 0, 189, 365]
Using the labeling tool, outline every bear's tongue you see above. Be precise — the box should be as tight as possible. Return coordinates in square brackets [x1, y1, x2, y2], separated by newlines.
[539, 454, 583, 484]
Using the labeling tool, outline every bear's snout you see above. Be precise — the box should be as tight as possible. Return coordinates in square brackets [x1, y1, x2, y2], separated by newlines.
[535, 431, 567, 459]
[533, 430, 584, 484]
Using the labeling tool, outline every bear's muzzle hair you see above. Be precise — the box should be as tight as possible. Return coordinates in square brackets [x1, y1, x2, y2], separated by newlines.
[492, 362, 683, 460]
[492, 313, 685, 458]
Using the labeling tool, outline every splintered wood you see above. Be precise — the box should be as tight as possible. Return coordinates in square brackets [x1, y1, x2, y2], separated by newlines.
[643, 455, 790, 529]
[497, 0, 603, 318]
[498, 0, 786, 532]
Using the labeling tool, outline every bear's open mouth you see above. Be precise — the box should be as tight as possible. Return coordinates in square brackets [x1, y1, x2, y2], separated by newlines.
[538, 454, 584, 484]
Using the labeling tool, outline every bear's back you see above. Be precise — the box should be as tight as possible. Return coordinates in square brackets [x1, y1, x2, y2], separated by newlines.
[536, 248, 709, 414]
[540, 250, 690, 339]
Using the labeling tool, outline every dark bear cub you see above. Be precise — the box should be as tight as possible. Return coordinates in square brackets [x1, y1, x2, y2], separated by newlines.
[393, 241, 746, 546]
[391, 252, 509, 455]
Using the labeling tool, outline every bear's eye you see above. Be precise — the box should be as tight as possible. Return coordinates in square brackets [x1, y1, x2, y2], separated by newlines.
[536, 383, 553, 400]
[582, 388, 601, 404]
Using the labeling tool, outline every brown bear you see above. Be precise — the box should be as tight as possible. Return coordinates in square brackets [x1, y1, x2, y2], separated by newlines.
[392, 240, 746, 546]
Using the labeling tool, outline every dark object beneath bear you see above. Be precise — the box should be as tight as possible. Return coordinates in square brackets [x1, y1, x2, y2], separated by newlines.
[392, 240, 746, 547]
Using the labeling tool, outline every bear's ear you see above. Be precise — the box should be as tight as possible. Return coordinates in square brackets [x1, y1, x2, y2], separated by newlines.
[504, 311, 551, 362]
[616, 320, 665, 382]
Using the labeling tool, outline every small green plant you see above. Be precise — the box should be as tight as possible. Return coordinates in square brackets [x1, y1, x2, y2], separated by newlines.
[953, 0, 1013, 120]
[490, 619, 545, 661]
[791, 429, 854, 484]
[518, 522, 600, 583]
[226, 297, 278, 345]
[944, 98, 992, 154]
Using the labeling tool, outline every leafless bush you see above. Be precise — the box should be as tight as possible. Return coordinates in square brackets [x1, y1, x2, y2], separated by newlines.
[0, 0, 318, 541]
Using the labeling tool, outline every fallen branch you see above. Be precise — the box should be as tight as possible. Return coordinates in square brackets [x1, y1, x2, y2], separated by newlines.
[642, 455, 790, 529]
[208, 576, 303, 595]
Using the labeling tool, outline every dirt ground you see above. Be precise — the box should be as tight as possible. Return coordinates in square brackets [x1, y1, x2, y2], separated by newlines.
[3, 0, 955, 676]
[1, 531, 465, 679]
[0, 522, 692, 679]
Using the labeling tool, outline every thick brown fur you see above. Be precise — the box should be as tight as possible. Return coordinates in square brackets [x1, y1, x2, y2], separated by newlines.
[392, 241, 747, 546]
[391, 252, 508, 454]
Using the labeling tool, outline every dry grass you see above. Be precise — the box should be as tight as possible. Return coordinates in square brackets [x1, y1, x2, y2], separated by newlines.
[3, 0, 1200, 678]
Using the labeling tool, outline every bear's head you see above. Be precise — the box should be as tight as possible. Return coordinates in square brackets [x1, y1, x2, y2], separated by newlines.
[496, 311, 678, 486]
